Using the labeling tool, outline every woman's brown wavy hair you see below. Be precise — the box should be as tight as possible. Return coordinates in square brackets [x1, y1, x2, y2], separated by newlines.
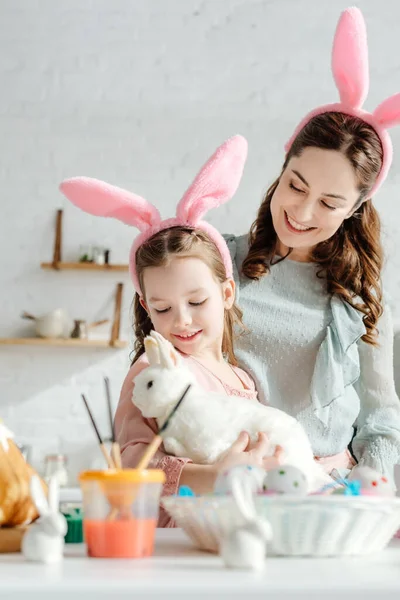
[242, 112, 384, 345]
[131, 226, 243, 365]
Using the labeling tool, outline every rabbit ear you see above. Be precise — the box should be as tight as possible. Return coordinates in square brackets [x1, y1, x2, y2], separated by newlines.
[231, 475, 256, 522]
[29, 475, 49, 517]
[176, 135, 248, 225]
[150, 331, 179, 369]
[59, 177, 161, 232]
[373, 93, 400, 128]
[47, 476, 60, 513]
[144, 335, 161, 366]
[331, 7, 369, 108]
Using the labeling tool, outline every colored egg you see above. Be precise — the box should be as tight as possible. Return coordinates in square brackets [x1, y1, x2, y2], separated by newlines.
[263, 465, 308, 495]
[214, 465, 266, 495]
[347, 466, 395, 497]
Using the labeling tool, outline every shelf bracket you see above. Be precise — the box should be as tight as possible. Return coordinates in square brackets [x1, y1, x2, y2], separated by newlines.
[52, 209, 63, 268]
[110, 282, 124, 347]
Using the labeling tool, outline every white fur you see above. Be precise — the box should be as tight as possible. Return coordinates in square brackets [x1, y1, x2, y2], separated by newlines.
[21, 475, 67, 564]
[132, 331, 331, 491]
[219, 474, 272, 570]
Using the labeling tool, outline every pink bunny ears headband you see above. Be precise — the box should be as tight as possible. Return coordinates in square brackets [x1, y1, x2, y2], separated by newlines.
[59, 135, 248, 294]
[285, 6, 400, 197]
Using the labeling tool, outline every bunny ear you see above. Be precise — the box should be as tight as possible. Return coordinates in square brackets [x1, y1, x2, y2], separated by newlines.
[59, 177, 161, 232]
[373, 93, 400, 129]
[144, 335, 161, 366]
[29, 475, 49, 517]
[176, 135, 248, 224]
[331, 7, 369, 108]
[150, 331, 179, 369]
[47, 476, 60, 513]
[231, 475, 256, 522]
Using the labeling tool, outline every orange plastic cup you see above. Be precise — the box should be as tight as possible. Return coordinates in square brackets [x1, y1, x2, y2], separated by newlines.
[79, 469, 165, 558]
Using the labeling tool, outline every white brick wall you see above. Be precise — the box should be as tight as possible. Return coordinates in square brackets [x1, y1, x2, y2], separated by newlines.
[1, 0, 400, 483]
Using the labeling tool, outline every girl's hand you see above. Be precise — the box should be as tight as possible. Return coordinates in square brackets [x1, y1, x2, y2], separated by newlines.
[214, 431, 284, 473]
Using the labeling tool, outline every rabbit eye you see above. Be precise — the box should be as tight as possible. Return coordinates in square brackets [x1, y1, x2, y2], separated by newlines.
[147, 381, 153, 389]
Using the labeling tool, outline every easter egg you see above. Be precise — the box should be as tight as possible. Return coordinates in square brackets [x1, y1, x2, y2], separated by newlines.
[347, 466, 395, 497]
[263, 465, 308, 495]
[214, 465, 265, 495]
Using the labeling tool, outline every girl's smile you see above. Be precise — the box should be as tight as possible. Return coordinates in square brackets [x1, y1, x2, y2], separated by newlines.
[141, 256, 235, 360]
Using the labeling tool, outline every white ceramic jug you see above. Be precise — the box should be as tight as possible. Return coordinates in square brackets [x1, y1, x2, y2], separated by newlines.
[21, 309, 71, 339]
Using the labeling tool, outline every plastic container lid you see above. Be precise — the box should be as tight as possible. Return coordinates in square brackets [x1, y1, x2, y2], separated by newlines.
[79, 469, 166, 484]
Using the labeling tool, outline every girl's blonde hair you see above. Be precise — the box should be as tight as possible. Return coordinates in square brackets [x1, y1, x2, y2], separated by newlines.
[131, 226, 243, 365]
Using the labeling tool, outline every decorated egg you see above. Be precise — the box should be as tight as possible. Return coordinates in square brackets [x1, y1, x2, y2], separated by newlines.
[347, 466, 395, 497]
[263, 465, 308, 495]
[214, 464, 265, 495]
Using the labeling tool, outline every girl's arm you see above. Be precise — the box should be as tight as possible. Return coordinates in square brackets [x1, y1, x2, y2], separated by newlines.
[352, 303, 400, 483]
[180, 432, 283, 494]
[114, 357, 192, 527]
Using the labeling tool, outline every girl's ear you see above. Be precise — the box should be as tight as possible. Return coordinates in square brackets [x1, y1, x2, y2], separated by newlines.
[222, 278, 235, 310]
[139, 297, 149, 313]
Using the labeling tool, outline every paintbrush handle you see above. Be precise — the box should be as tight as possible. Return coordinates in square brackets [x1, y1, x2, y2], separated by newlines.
[136, 436, 162, 470]
[111, 442, 122, 469]
[101, 443, 116, 469]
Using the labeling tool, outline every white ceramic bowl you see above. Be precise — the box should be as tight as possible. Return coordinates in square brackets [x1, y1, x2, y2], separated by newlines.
[162, 494, 400, 557]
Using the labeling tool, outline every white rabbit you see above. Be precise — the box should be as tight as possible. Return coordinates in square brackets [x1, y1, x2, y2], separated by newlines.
[219, 472, 272, 570]
[132, 331, 331, 491]
[21, 474, 67, 564]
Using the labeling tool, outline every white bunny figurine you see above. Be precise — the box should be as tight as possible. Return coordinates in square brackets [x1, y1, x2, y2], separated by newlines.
[21, 474, 67, 564]
[132, 331, 331, 491]
[219, 472, 272, 570]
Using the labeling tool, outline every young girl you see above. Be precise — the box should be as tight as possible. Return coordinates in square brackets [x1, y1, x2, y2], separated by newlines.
[59, 135, 282, 527]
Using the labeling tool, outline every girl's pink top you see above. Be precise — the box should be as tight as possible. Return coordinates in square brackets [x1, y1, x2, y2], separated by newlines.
[114, 353, 257, 528]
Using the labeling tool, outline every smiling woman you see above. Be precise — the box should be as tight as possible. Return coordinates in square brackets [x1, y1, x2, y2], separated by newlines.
[225, 110, 391, 475]
[244, 111, 384, 344]
[224, 7, 400, 486]
[272, 146, 361, 260]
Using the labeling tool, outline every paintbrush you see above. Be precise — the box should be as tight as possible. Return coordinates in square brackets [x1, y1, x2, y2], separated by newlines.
[136, 384, 191, 470]
[104, 377, 122, 469]
[81, 393, 115, 469]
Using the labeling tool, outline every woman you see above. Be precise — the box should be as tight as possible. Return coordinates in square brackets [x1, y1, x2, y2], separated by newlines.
[225, 8, 400, 481]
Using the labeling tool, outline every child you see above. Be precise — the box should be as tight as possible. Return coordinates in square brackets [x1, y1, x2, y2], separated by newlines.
[60, 136, 281, 527]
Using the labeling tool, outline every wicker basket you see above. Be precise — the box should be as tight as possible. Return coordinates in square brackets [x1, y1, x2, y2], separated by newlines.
[162, 494, 400, 557]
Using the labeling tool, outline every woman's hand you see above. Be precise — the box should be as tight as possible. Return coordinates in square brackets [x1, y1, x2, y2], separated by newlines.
[214, 431, 284, 473]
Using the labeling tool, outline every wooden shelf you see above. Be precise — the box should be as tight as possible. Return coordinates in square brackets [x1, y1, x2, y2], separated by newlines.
[0, 338, 128, 348]
[41, 262, 129, 271]
[30, 210, 127, 349]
